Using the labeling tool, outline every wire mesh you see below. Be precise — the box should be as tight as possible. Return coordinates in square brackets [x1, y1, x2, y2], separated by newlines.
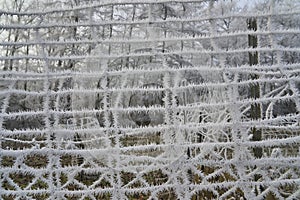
[0, 0, 299, 199]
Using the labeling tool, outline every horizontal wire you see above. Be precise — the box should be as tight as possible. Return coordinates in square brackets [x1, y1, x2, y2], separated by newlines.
[1, 29, 300, 48]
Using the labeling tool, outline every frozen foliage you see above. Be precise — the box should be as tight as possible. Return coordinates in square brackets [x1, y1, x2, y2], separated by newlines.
[0, 0, 300, 199]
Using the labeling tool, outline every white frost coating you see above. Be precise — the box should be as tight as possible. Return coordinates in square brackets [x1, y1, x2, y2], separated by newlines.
[0, 0, 299, 199]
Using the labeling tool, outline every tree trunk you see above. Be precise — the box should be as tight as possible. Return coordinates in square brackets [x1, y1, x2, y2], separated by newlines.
[248, 18, 264, 196]
[247, 18, 262, 159]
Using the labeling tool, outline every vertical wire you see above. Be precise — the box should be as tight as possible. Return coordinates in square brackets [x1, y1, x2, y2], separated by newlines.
[35, 15, 56, 199]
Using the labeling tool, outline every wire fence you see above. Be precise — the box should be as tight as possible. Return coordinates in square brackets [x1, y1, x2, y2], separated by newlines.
[0, 0, 299, 199]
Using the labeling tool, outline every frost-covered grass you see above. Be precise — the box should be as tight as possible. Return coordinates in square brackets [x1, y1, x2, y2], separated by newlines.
[1, 128, 299, 200]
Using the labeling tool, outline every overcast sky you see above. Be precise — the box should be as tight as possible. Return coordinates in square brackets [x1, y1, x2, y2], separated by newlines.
[237, 0, 262, 8]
